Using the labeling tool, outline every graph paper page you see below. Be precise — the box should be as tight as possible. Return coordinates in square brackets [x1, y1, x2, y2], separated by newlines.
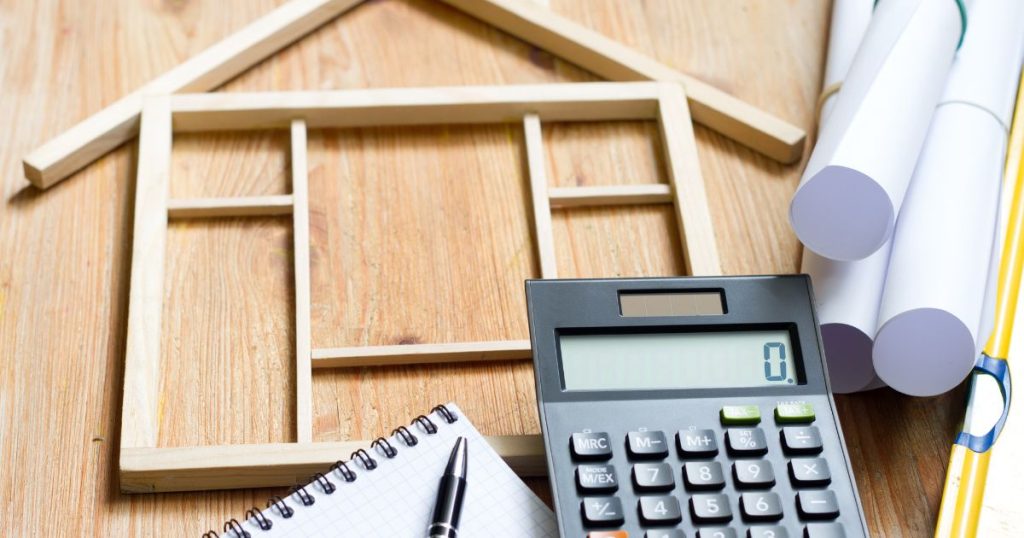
[235, 403, 557, 537]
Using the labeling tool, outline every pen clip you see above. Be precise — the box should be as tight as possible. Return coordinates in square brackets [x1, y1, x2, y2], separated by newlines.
[954, 353, 1012, 453]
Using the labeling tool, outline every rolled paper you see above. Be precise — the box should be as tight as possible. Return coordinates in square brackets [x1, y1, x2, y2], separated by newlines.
[791, 0, 967, 261]
[804, 0, 886, 393]
[874, 0, 1024, 396]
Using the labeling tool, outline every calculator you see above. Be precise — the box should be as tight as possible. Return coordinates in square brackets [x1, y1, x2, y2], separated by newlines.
[525, 276, 868, 538]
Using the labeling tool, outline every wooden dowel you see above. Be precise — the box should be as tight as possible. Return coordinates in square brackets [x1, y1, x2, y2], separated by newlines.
[657, 85, 722, 276]
[23, 0, 364, 189]
[310, 340, 533, 368]
[522, 114, 558, 279]
[548, 184, 673, 208]
[440, 0, 805, 164]
[119, 434, 546, 493]
[121, 97, 173, 450]
[166, 195, 294, 219]
[291, 119, 313, 444]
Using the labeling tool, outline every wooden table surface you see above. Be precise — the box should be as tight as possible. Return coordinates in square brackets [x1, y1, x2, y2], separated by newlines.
[0, 0, 967, 535]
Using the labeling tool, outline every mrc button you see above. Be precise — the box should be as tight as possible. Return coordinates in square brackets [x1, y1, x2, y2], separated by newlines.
[571, 432, 613, 461]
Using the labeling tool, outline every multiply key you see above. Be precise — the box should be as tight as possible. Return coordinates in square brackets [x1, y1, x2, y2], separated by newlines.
[572, 432, 613, 461]
[789, 457, 831, 487]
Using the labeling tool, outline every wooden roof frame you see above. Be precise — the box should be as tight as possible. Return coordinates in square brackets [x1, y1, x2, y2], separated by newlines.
[22, 0, 806, 190]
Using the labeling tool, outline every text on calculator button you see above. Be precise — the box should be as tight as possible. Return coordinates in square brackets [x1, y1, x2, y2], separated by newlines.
[581, 496, 625, 526]
[572, 432, 613, 461]
[577, 464, 619, 493]
[627, 431, 670, 459]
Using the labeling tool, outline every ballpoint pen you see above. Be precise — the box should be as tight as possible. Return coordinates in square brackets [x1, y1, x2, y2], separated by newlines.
[934, 70, 1024, 537]
[429, 437, 468, 538]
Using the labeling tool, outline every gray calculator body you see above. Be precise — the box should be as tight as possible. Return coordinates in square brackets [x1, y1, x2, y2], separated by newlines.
[526, 276, 868, 538]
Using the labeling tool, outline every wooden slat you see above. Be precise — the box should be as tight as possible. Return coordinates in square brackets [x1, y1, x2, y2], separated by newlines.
[121, 96, 173, 450]
[440, 0, 806, 164]
[523, 114, 558, 278]
[657, 84, 722, 276]
[291, 119, 313, 444]
[168, 82, 664, 131]
[311, 340, 533, 368]
[22, 0, 365, 189]
[166, 195, 294, 219]
[119, 435, 546, 493]
[548, 184, 673, 208]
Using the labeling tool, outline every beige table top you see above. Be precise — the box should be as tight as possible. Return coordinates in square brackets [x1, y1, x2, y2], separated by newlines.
[0, 0, 979, 535]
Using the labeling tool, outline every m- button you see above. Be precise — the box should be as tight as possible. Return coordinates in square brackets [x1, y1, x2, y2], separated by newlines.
[627, 430, 669, 459]
[572, 432, 613, 461]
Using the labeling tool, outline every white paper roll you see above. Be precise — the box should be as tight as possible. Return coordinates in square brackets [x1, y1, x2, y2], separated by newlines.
[805, 0, 885, 393]
[873, 0, 1024, 396]
[791, 0, 967, 261]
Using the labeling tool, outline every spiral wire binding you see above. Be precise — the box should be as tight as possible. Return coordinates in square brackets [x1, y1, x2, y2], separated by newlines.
[205, 404, 458, 537]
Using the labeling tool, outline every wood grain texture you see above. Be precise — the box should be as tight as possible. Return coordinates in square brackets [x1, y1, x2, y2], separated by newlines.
[0, 0, 979, 535]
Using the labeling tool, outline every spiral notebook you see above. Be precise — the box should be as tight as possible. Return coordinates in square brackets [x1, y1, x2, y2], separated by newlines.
[209, 403, 557, 537]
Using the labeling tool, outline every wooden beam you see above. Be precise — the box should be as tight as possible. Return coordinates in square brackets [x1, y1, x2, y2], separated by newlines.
[522, 114, 558, 279]
[440, 0, 805, 164]
[121, 96, 173, 450]
[311, 340, 533, 368]
[22, 0, 365, 189]
[166, 195, 294, 219]
[291, 119, 313, 444]
[120, 434, 545, 493]
[169, 82, 663, 131]
[657, 84, 722, 276]
[548, 184, 673, 208]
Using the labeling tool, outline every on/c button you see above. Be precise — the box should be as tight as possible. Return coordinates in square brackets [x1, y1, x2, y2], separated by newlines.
[587, 532, 628, 538]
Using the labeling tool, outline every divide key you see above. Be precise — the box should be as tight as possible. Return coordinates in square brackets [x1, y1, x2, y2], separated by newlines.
[572, 432, 614, 461]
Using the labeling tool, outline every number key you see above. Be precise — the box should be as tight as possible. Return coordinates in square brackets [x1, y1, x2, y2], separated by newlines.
[628, 430, 670, 459]
[646, 531, 686, 538]
[733, 460, 775, 489]
[696, 528, 737, 538]
[781, 426, 823, 455]
[633, 463, 675, 492]
[740, 492, 783, 522]
[572, 432, 613, 461]
[726, 428, 768, 456]
[638, 495, 683, 525]
[581, 496, 625, 526]
[690, 493, 732, 523]
[747, 526, 789, 538]
[684, 461, 725, 490]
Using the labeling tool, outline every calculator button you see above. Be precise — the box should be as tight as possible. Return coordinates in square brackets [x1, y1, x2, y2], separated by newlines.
[797, 490, 840, 520]
[747, 526, 790, 538]
[690, 493, 733, 523]
[678, 429, 719, 457]
[733, 460, 775, 489]
[781, 427, 823, 455]
[638, 495, 683, 525]
[646, 531, 685, 538]
[572, 432, 613, 461]
[803, 523, 846, 538]
[633, 463, 675, 492]
[588, 532, 629, 538]
[628, 431, 670, 459]
[775, 403, 815, 423]
[582, 496, 625, 526]
[721, 405, 761, 425]
[726, 428, 768, 456]
[577, 464, 619, 493]
[740, 492, 784, 522]
[684, 461, 726, 490]
[696, 528, 737, 538]
[789, 458, 831, 487]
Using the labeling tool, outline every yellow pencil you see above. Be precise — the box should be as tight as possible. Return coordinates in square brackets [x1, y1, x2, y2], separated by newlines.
[934, 70, 1024, 538]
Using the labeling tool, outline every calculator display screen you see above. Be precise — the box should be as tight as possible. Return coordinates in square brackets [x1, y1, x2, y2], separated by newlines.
[558, 330, 799, 390]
